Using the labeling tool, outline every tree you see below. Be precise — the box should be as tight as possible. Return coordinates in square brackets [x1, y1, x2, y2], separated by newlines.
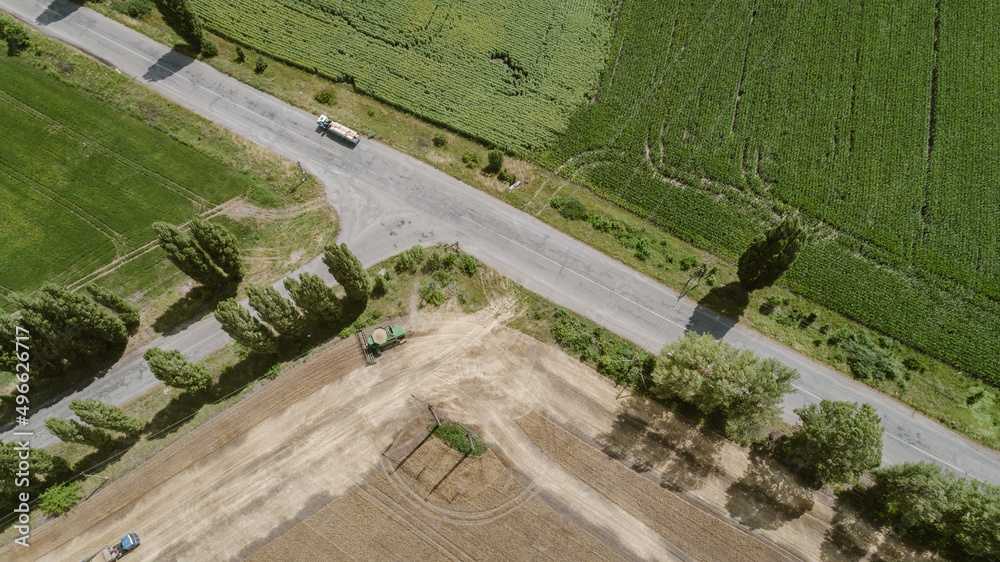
[214, 299, 277, 354]
[486, 149, 504, 173]
[0, 14, 32, 56]
[737, 216, 808, 291]
[783, 400, 882, 485]
[0, 313, 18, 372]
[142, 347, 213, 392]
[85, 283, 140, 333]
[153, 222, 226, 288]
[651, 332, 798, 444]
[12, 284, 128, 373]
[0, 443, 67, 506]
[189, 218, 246, 280]
[151, 0, 203, 49]
[861, 462, 1000, 558]
[283, 273, 342, 323]
[44, 418, 113, 448]
[246, 285, 303, 338]
[322, 243, 372, 304]
[69, 399, 144, 434]
[38, 482, 82, 517]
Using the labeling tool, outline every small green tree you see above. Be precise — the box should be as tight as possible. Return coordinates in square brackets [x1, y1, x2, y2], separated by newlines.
[322, 243, 372, 304]
[151, 0, 204, 49]
[651, 332, 798, 444]
[214, 299, 277, 354]
[283, 273, 342, 323]
[246, 285, 304, 338]
[38, 482, 82, 517]
[153, 222, 226, 288]
[783, 400, 882, 485]
[44, 418, 112, 448]
[69, 399, 144, 434]
[0, 14, 32, 56]
[737, 216, 808, 291]
[85, 283, 140, 333]
[486, 149, 504, 173]
[432, 133, 447, 147]
[142, 347, 213, 392]
[189, 218, 246, 280]
[254, 55, 268, 74]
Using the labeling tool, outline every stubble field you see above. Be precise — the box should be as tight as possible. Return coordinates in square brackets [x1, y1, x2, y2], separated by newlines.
[2, 305, 935, 561]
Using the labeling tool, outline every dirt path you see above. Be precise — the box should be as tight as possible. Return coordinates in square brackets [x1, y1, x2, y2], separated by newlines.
[2, 305, 936, 561]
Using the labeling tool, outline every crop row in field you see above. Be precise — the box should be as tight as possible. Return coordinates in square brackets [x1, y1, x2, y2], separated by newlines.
[0, 57, 248, 294]
[546, 0, 1000, 383]
[190, 0, 617, 154]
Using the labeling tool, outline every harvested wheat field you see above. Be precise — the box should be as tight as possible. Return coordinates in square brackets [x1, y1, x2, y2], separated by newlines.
[3, 303, 934, 561]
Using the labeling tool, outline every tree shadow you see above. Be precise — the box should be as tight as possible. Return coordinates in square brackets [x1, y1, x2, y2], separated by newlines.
[36, 0, 80, 26]
[68, 431, 140, 473]
[724, 451, 814, 531]
[152, 284, 235, 335]
[598, 394, 726, 494]
[142, 49, 195, 82]
[683, 283, 747, 340]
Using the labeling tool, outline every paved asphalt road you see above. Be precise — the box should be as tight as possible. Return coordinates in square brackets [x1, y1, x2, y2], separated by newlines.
[3, 0, 998, 485]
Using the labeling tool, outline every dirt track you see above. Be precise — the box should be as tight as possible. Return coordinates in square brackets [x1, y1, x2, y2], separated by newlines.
[2, 303, 934, 561]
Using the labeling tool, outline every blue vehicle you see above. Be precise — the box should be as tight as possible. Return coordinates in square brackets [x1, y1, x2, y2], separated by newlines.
[84, 533, 140, 561]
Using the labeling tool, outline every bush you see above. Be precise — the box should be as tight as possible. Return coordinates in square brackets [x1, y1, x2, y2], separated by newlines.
[424, 250, 443, 272]
[486, 149, 504, 172]
[200, 38, 218, 58]
[394, 245, 425, 274]
[431, 421, 486, 456]
[254, 56, 268, 74]
[458, 255, 479, 276]
[421, 279, 447, 306]
[432, 133, 447, 147]
[442, 252, 458, 269]
[235, 46, 245, 63]
[634, 237, 651, 261]
[461, 151, 479, 168]
[836, 331, 903, 382]
[497, 169, 517, 184]
[314, 88, 336, 105]
[679, 255, 698, 271]
[111, 0, 153, 18]
[38, 482, 82, 517]
[372, 271, 389, 297]
[557, 197, 589, 221]
[903, 356, 927, 372]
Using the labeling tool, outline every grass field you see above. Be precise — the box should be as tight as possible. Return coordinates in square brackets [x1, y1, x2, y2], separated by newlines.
[188, 0, 617, 154]
[544, 0, 1000, 385]
[0, 55, 252, 298]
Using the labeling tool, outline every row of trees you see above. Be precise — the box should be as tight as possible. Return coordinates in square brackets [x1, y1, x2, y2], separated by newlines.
[44, 399, 144, 448]
[651, 332, 883, 486]
[0, 284, 138, 377]
[153, 219, 245, 289]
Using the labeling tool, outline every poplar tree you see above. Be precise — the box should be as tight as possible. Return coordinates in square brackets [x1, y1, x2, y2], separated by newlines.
[152, 0, 204, 49]
[143, 347, 213, 392]
[85, 283, 140, 333]
[189, 218, 246, 280]
[153, 222, 226, 288]
[246, 285, 303, 338]
[283, 273, 342, 322]
[44, 418, 113, 448]
[322, 243, 372, 304]
[69, 399, 144, 434]
[737, 216, 808, 292]
[214, 299, 277, 354]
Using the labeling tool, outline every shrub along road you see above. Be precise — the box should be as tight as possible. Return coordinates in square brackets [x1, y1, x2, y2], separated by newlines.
[2, 0, 998, 485]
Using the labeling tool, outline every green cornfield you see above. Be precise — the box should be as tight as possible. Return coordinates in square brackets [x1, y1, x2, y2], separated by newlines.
[546, 0, 1000, 384]
[191, 0, 617, 154]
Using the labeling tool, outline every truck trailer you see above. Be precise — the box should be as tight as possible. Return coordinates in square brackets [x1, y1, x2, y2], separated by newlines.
[82, 533, 140, 562]
[317, 114, 360, 144]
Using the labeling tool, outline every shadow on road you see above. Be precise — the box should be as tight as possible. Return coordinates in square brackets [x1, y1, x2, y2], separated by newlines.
[143, 49, 195, 82]
[36, 0, 80, 26]
[724, 451, 814, 531]
[681, 282, 748, 340]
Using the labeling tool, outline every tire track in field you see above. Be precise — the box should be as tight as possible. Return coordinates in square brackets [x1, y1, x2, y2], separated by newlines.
[0, 88, 214, 209]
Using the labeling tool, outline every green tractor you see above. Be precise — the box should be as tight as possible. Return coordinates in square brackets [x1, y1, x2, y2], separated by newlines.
[357, 325, 410, 365]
